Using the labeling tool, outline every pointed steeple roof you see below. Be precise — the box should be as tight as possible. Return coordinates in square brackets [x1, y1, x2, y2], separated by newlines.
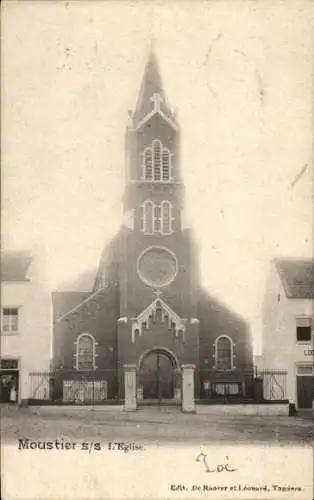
[133, 46, 174, 125]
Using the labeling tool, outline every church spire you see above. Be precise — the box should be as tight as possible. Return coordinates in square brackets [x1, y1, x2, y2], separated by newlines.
[133, 45, 173, 124]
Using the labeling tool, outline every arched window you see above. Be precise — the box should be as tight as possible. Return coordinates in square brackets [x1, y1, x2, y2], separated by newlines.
[141, 200, 153, 234]
[161, 201, 173, 234]
[143, 140, 172, 182]
[144, 148, 152, 180]
[141, 200, 173, 235]
[162, 149, 170, 180]
[215, 336, 233, 370]
[75, 334, 97, 371]
[152, 140, 162, 181]
[155, 305, 163, 322]
[153, 205, 162, 232]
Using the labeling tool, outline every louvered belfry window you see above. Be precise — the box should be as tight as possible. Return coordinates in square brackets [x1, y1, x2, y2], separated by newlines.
[162, 149, 170, 180]
[143, 140, 172, 181]
[153, 140, 162, 180]
[144, 149, 153, 180]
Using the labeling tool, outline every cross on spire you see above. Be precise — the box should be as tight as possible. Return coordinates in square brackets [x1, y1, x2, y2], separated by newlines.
[150, 92, 163, 111]
[134, 47, 166, 120]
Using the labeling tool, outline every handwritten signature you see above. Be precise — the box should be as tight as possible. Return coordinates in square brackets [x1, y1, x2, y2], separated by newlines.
[196, 453, 237, 473]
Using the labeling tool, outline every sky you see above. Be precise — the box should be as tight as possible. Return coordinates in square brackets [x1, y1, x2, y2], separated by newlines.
[2, 1, 314, 353]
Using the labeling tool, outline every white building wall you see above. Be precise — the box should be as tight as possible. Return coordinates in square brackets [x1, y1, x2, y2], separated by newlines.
[281, 298, 313, 406]
[1, 255, 52, 403]
[262, 261, 313, 406]
[262, 263, 287, 368]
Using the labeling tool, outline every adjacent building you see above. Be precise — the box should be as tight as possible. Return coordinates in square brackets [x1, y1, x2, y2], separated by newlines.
[52, 49, 253, 404]
[0, 250, 52, 405]
[262, 258, 314, 408]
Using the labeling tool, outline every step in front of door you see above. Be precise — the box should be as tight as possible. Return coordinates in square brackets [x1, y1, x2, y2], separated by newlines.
[137, 399, 181, 411]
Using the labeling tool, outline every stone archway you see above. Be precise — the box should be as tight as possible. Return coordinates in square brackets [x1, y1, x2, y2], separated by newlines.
[138, 348, 180, 401]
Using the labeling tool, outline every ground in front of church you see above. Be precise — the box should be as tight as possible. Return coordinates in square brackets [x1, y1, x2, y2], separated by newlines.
[1, 405, 313, 446]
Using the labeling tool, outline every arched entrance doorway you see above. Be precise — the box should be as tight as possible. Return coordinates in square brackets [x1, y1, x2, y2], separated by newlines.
[138, 349, 179, 401]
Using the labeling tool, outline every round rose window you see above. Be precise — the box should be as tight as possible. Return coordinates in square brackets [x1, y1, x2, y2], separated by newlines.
[137, 246, 178, 288]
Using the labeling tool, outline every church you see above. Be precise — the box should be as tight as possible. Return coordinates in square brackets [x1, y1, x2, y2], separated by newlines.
[52, 49, 253, 405]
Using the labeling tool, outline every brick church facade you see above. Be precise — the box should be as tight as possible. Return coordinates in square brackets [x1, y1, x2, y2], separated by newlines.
[52, 50, 253, 403]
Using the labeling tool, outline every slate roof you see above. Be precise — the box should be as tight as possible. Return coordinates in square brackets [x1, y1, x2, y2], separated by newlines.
[275, 258, 314, 299]
[52, 280, 120, 323]
[133, 48, 174, 124]
[1, 251, 33, 282]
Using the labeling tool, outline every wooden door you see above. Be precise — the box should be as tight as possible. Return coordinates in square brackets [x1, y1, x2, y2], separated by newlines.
[140, 351, 174, 400]
[297, 376, 313, 408]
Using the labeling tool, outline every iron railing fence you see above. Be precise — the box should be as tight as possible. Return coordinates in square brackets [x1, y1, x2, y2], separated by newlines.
[29, 367, 288, 405]
[196, 368, 288, 402]
[29, 369, 120, 405]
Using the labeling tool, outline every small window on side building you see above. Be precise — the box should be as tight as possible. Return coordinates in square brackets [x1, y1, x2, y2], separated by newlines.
[2, 308, 19, 333]
[296, 318, 312, 342]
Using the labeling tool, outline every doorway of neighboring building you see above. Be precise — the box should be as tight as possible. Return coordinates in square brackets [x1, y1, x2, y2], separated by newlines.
[296, 364, 313, 409]
[138, 349, 177, 401]
[297, 376, 313, 408]
[0, 371, 19, 404]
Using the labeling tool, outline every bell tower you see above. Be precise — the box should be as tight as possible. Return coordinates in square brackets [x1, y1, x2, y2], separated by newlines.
[117, 47, 200, 391]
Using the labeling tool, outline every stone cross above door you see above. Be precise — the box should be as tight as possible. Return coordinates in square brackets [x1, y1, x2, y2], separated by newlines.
[152, 288, 162, 299]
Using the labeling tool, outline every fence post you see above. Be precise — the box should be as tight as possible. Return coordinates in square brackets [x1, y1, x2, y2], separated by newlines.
[123, 364, 137, 411]
[181, 364, 196, 413]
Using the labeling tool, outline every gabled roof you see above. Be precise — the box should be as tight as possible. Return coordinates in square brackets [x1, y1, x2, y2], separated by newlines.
[53, 277, 120, 323]
[1, 251, 33, 282]
[137, 297, 183, 328]
[130, 296, 187, 343]
[275, 258, 314, 299]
